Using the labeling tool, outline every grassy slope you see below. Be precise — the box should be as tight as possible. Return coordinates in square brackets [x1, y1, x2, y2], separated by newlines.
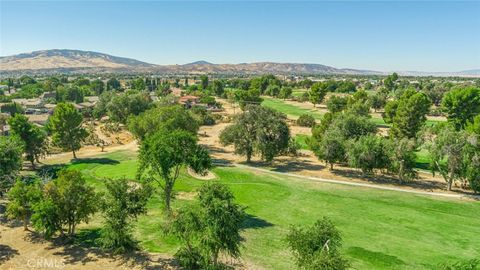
[65, 151, 480, 270]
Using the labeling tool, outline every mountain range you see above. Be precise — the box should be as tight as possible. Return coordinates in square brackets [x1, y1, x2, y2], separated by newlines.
[0, 49, 478, 77]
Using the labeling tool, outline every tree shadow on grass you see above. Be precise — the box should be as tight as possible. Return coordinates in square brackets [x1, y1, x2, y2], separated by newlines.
[70, 158, 120, 166]
[239, 158, 325, 173]
[347, 246, 405, 268]
[331, 168, 445, 191]
[0, 244, 19, 264]
[241, 214, 274, 230]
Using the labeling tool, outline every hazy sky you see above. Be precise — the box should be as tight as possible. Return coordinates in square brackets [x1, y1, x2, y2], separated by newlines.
[1, 1, 479, 72]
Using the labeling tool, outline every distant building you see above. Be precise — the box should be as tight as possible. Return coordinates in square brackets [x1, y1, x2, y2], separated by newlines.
[27, 114, 49, 126]
[11, 98, 43, 108]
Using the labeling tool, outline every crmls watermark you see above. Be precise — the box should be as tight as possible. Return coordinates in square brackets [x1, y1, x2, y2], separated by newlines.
[26, 257, 66, 269]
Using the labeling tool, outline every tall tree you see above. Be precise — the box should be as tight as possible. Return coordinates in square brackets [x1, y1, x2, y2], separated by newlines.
[0, 136, 23, 194]
[197, 183, 245, 266]
[212, 80, 225, 97]
[6, 179, 42, 230]
[106, 78, 121, 91]
[220, 105, 290, 162]
[106, 91, 151, 124]
[137, 129, 211, 212]
[388, 88, 431, 139]
[49, 102, 88, 158]
[441, 87, 480, 130]
[100, 178, 151, 253]
[200, 75, 209, 90]
[128, 105, 198, 141]
[8, 114, 47, 168]
[90, 79, 105, 95]
[427, 125, 468, 191]
[168, 183, 245, 269]
[347, 135, 390, 175]
[32, 170, 98, 237]
[309, 82, 328, 107]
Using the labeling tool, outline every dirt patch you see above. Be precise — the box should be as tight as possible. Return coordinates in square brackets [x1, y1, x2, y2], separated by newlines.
[0, 223, 178, 270]
[176, 191, 197, 201]
[187, 167, 216, 180]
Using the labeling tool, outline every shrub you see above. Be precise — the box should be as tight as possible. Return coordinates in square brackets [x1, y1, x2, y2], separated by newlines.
[296, 114, 316, 127]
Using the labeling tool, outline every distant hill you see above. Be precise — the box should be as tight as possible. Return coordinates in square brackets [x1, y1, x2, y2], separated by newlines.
[0, 49, 382, 76]
[1, 49, 478, 77]
[0, 49, 155, 73]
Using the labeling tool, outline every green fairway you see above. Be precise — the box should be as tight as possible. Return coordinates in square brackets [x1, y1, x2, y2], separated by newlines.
[261, 97, 443, 128]
[262, 97, 324, 120]
[295, 134, 310, 150]
[63, 150, 480, 270]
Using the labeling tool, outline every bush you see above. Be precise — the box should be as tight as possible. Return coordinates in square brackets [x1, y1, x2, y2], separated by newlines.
[286, 217, 350, 270]
[296, 114, 316, 127]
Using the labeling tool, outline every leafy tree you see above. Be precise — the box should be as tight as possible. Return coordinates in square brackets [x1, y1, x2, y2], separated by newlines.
[138, 129, 211, 212]
[100, 178, 152, 253]
[168, 205, 204, 269]
[8, 114, 48, 168]
[369, 92, 387, 112]
[220, 105, 290, 162]
[168, 183, 245, 269]
[278, 86, 293, 100]
[49, 102, 88, 158]
[6, 179, 42, 230]
[20, 75, 36, 85]
[330, 112, 377, 140]
[311, 129, 346, 170]
[0, 136, 23, 194]
[311, 113, 334, 140]
[296, 114, 316, 127]
[132, 78, 146, 91]
[326, 95, 348, 113]
[286, 217, 349, 270]
[309, 82, 327, 107]
[106, 78, 121, 91]
[212, 80, 225, 97]
[74, 77, 90, 87]
[62, 86, 84, 103]
[336, 81, 356, 93]
[382, 99, 398, 124]
[93, 91, 115, 119]
[466, 115, 480, 136]
[386, 138, 418, 182]
[128, 105, 199, 141]
[265, 84, 281, 97]
[200, 75, 209, 90]
[427, 125, 468, 191]
[197, 183, 245, 267]
[1, 102, 24, 116]
[90, 79, 105, 95]
[383, 73, 398, 92]
[106, 91, 151, 124]
[347, 135, 389, 175]
[441, 87, 480, 130]
[387, 89, 431, 139]
[32, 170, 98, 237]
[234, 88, 263, 110]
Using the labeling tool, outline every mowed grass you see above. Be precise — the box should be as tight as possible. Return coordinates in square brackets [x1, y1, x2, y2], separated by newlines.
[262, 97, 324, 120]
[64, 150, 480, 270]
[262, 97, 443, 128]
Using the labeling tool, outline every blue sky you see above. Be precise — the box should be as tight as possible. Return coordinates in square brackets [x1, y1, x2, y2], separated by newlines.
[1, 1, 479, 72]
